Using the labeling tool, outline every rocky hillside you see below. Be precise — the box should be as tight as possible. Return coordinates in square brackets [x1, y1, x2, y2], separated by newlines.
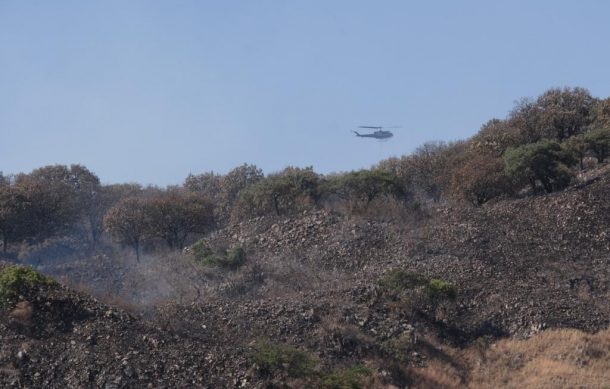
[1, 167, 610, 388]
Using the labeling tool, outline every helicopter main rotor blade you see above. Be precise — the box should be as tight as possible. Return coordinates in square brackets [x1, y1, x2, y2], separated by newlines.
[358, 126, 382, 129]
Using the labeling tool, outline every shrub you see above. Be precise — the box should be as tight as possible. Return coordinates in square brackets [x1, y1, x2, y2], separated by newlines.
[321, 365, 372, 389]
[504, 139, 575, 193]
[380, 333, 416, 362]
[251, 338, 318, 378]
[0, 265, 55, 307]
[381, 269, 427, 292]
[190, 239, 214, 261]
[234, 166, 319, 218]
[425, 279, 457, 301]
[191, 240, 247, 270]
[448, 150, 512, 205]
[320, 170, 409, 211]
[225, 246, 247, 268]
[584, 127, 610, 163]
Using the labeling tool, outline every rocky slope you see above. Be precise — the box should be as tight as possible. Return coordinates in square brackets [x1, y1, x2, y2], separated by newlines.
[1, 167, 610, 388]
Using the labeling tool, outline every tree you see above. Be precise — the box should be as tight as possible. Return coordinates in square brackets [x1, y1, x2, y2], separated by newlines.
[376, 141, 467, 203]
[184, 172, 222, 199]
[25, 164, 102, 243]
[0, 185, 22, 253]
[448, 151, 511, 206]
[584, 128, 610, 163]
[508, 87, 595, 143]
[103, 197, 150, 261]
[504, 140, 575, 194]
[147, 191, 215, 249]
[220, 164, 264, 203]
[471, 119, 522, 153]
[591, 97, 610, 129]
[562, 134, 588, 170]
[235, 167, 319, 218]
[320, 170, 408, 210]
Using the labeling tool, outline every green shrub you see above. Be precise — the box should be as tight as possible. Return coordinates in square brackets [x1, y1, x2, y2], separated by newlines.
[0, 265, 55, 307]
[191, 240, 247, 270]
[321, 365, 372, 389]
[381, 269, 427, 292]
[251, 338, 318, 378]
[504, 139, 575, 193]
[584, 127, 610, 163]
[320, 170, 409, 210]
[225, 246, 246, 268]
[425, 279, 457, 300]
[190, 239, 214, 260]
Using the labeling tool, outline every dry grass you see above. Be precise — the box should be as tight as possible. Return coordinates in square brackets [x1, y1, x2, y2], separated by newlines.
[408, 327, 610, 389]
[469, 327, 610, 389]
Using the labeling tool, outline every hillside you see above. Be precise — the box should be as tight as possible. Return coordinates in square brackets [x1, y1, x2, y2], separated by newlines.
[2, 166, 610, 388]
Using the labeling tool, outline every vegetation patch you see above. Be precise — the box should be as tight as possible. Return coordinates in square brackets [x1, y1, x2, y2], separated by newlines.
[425, 279, 457, 300]
[380, 269, 427, 292]
[0, 265, 56, 307]
[191, 240, 247, 269]
[321, 365, 372, 389]
[251, 338, 318, 378]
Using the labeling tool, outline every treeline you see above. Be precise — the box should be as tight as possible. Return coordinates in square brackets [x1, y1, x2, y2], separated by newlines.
[377, 87, 610, 205]
[0, 165, 215, 259]
[0, 165, 409, 259]
[2, 87, 609, 258]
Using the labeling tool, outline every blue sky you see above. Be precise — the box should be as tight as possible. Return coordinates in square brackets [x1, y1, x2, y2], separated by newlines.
[2, 1, 610, 185]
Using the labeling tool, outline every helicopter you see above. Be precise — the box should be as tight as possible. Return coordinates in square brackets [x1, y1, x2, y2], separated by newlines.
[353, 126, 400, 140]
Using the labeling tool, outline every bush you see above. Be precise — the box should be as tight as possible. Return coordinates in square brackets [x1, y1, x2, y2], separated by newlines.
[190, 239, 214, 261]
[251, 339, 318, 378]
[448, 150, 512, 205]
[320, 170, 409, 211]
[381, 269, 427, 292]
[425, 279, 457, 301]
[321, 365, 372, 389]
[584, 128, 610, 163]
[234, 166, 319, 218]
[225, 246, 247, 268]
[504, 139, 575, 193]
[0, 265, 55, 307]
[191, 240, 247, 270]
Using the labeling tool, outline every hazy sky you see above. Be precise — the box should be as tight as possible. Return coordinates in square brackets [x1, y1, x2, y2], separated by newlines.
[2, 1, 610, 185]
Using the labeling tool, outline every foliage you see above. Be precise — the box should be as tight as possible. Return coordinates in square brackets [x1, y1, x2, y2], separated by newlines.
[592, 97, 610, 129]
[235, 166, 319, 218]
[584, 127, 610, 163]
[376, 140, 467, 203]
[321, 169, 408, 211]
[251, 339, 318, 378]
[504, 139, 575, 193]
[471, 118, 523, 153]
[448, 150, 512, 205]
[321, 365, 372, 389]
[425, 279, 457, 300]
[508, 87, 595, 143]
[562, 133, 589, 170]
[381, 269, 427, 292]
[0, 265, 55, 307]
[184, 171, 222, 199]
[146, 191, 215, 249]
[103, 197, 150, 261]
[190, 239, 214, 261]
[191, 241, 247, 269]
[380, 333, 416, 362]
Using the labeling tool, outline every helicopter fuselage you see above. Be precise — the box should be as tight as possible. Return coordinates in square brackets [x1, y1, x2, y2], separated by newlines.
[353, 130, 393, 139]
